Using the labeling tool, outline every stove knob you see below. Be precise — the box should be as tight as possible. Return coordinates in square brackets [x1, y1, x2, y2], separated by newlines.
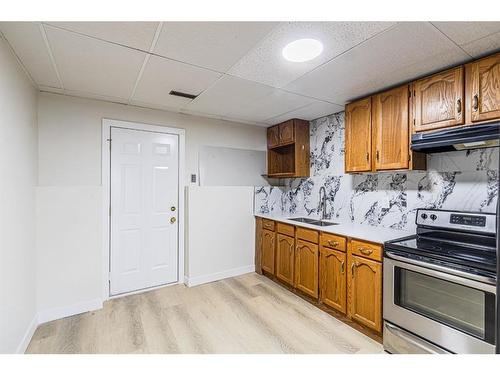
[430, 214, 437, 221]
[421, 213, 428, 220]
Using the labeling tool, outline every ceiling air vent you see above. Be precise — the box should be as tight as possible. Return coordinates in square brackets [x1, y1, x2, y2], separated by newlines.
[169, 90, 198, 100]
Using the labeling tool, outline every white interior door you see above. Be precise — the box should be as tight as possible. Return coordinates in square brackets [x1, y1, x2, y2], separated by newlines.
[110, 127, 179, 295]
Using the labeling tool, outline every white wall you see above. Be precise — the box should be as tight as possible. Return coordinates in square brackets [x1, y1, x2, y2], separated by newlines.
[186, 186, 255, 286]
[0, 35, 38, 353]
[36, 93, 266, 314]
[36, 187, 103, 322]
[38, 93, 266, 186]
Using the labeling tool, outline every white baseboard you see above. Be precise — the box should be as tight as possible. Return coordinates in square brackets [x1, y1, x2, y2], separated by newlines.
[37, 298, 103, 325]
[16, 314, 39, 354]
[185, 265, 255, 287]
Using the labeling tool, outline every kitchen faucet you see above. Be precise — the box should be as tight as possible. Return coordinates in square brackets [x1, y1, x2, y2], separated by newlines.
[319, 186, 327, 220]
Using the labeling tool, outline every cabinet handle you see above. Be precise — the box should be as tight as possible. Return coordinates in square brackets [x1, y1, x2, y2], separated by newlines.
[327, 240, 339, 247]
[359, 247, 373, 255]
[341, 260, 345, 274]
[351, 262, 355, 277]
[376, 150, 380, 161]
[366, 152, 369, 162]
[456, 98, 462, 114]
[473, 94, 479, 111]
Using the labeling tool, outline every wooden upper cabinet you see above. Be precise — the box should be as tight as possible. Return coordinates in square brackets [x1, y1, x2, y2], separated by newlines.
[347, 254, 382, 333]
[320, 247, 347, 314]
[295, 239, 319, 298]
[276, 234, 295, 286]
[261, 229, 275, 274]
[466, 53, 500, 124]
[267, 125, 280, 148]
[413, 66, 465, 132]
[345, 97, 372, 173]
[267, 119, 310, 178]
[279, 121, 295, 145]
[373, 85, 409, 170]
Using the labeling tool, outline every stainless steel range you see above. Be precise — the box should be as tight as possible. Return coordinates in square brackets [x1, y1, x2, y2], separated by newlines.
[383, 209, 497, 354]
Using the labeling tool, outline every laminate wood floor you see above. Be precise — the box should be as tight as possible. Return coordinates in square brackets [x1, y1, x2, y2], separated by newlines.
[26, 273, 383, 354]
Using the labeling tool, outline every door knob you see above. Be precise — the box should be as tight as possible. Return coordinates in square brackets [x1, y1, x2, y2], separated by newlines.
[170, 217, 176, 224]
[171, 206, 176, 211]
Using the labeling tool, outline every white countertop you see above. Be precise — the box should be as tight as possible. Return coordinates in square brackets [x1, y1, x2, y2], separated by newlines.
[255, 213, 413, 244]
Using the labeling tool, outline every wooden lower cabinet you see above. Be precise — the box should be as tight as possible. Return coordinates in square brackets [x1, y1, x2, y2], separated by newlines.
[255, 218, 263, 274]
[319, 247, 347, 314]
[294, 239, 319, 298]
[254, 219, 384, 337]
[276, 234, 294, 286]
[261, 229, 275, 274]
[347, 254, 382, 333]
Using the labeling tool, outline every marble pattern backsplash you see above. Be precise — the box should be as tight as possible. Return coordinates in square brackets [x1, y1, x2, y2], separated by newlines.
[255, 112, 499, 232]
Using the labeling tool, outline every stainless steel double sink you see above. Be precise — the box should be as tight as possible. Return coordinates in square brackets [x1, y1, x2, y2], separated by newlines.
[288, 217, 338, 227]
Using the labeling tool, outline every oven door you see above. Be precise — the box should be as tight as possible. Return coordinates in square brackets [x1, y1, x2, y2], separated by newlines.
[384, 253, 496, 354]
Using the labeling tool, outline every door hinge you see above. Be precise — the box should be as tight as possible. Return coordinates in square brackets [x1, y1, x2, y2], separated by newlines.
[413, 119, 415, 126]
[107, 138, 112, 151]
[108, 272, 112, 281]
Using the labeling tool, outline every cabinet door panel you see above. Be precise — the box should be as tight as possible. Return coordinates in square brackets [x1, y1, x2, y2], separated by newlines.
[347, 254, 382, 332]
[468, 53, 500, 123]
[267, 125, 280, 148]
[373, 85, 409, 170]
[320, 247, 346, 314]
[276, 234, 295, 286]
[345, 98, 372, 172]
[295, 239, 319, 298]
[279, 120, 295, 145]
[261, 229, 275, 274]
[413, 66, 464, 132]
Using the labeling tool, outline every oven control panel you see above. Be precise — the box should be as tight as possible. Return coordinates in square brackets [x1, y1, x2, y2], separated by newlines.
[416, 209, 496, 234]
[450, 214, 486, 227]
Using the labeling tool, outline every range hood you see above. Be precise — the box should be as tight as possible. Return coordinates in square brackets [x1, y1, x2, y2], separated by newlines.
[411, 122, 500, 153]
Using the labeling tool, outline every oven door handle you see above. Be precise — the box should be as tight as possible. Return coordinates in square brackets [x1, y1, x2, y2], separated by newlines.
[384, 251, 497, 291]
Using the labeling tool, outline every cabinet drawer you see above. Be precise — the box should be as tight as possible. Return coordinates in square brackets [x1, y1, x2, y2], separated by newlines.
[296, 227, 319, 243]
[349, 239, 382, 262]
[262, 219, 275, 231]
[320, 233, 346, 252]
[277, 222, 294, 236]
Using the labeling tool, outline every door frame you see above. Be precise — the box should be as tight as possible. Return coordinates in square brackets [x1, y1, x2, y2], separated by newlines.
[101, 118, 186, 300]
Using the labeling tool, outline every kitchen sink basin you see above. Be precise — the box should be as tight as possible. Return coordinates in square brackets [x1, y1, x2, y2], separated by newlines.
[288, 217, 319, 224]
[312, 221, 338, 226]
[288, 217, 338, 226]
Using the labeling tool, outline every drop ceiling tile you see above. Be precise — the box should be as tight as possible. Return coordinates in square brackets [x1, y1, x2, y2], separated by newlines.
[184, 75, 275, 117]
[432, 22, 500, 46]
[285, 22, 470, 104]
[227, 90, 316, 122]
[44, 25, 146, 99]
[132, 55, 221, 110]
[45, 22, 159, 51]
[228, 21, 396, 88]
[0, 22, 61, 87]
[154, 22, 279, 72]
[461, 31, 500, 58]
[265, 100, 344, 124]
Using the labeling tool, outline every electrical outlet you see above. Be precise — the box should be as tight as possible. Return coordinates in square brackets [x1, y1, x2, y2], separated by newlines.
[191, 174, 197, 184]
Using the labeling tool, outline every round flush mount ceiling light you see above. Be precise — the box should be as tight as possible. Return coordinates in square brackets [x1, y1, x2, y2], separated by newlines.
[282, 38, 323, 62]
